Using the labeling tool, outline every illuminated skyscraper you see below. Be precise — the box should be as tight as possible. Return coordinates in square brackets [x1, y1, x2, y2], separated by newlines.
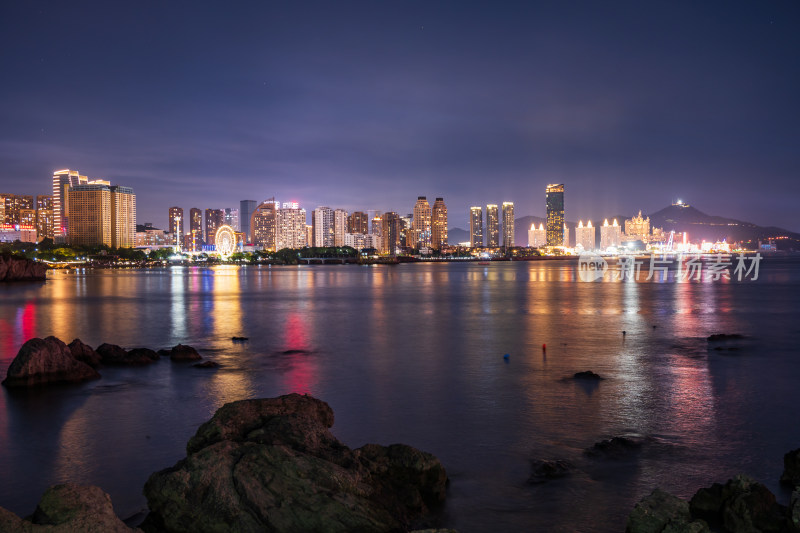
[277, 204, 307, 249]
[576, 220, 595, 251]
[412, 196, 432, 248]
[204, 209, 224, 244]
[546, 184, 565, 246]
[313, 207, 334, 247]
[431, 197, 448, 250]
[66, 184, 112, 247]
[502, 202, 514, 248]
[251, 200, 279, 250]
[110, 185, 136, 248]
[600, 219, 622, 250]
[333, 209, 347, 247]
[240, 200, 257, 243]
[36, 195, 54, 241]
[168, 207, 184, 247]
[486, 204, 499, 247]
[381, 211, 402, 255]
[348, 211, 368, 234]
[52, 169, 87, 239]
[528, 223, 546, 247]
[470, 206, 483, 248]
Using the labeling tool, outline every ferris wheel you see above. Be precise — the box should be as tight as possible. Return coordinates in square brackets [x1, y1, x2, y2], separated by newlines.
[215, 225, 238, 257]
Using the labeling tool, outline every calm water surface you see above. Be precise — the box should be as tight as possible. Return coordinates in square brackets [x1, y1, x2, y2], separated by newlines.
[1, 259, 799, 532]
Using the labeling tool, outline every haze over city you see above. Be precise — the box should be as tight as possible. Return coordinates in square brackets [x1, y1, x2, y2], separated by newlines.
[1, 1, 799, 231]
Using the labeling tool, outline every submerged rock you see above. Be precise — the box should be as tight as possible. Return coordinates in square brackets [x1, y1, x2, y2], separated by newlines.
[585, 436, 644, 458]
[164, 344, 202, 361]
[2, 336, 100, 387]
[143, 393, 447, 533]
[707, 333, 744, 342]
[97, 344, 158, 366]
[0, 253, 48, 282]
[68, 338, 102, 368]
[193, 360, 220, 368]
[781, 448, 800, 487]
[527, 459, 573, 484]
[0, 483, 138, 532]
[626, 488, 708, 533]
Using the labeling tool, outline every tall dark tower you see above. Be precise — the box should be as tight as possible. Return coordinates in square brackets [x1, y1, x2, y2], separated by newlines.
[546, 184, 565, 246]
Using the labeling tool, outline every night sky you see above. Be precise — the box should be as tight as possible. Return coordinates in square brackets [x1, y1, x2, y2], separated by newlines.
[1, 1, 798, 231]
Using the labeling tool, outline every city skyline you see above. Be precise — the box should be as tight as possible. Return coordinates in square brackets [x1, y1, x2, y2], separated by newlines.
[1, 3, 798, 232]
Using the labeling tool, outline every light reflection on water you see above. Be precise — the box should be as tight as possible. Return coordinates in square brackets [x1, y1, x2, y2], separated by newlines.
[0, 258, 799, 532]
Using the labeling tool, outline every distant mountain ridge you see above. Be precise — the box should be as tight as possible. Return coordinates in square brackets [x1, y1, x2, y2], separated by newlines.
[448, 204, 800, 247]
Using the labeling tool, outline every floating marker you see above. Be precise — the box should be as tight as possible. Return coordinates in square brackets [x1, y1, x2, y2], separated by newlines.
[622, 330, 626, 336]
[542, 344, 546, 351]
[503, 353, 510, 360]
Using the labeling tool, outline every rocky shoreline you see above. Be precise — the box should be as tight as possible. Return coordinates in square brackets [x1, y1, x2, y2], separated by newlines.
[0, 394, 450, 532]
[0, 253, 48, 282]
[627, 449, 800, 532]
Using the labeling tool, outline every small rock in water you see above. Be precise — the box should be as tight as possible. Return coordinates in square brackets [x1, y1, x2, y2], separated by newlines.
[527, 459, 573, 484]
[231, 336, 249, 342]
[194, 361, 220, 369]
[707, 333, 744, 342]
[166, 344, 202, 361]
[573, 371, 604, 381]
[585, 436, 644, 458]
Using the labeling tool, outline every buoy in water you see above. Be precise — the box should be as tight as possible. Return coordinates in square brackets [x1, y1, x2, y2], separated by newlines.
[503, 353, 510, 360]
[622, 330, 626, 336]
[542, 344, 546, 351]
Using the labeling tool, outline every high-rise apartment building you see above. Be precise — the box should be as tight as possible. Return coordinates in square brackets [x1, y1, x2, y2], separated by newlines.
[371, 214, 382, 242]
[204, 209, 225, 244]
[470, 206, 483, 248]
[240, 200, 257, 243]
[168, 207, 184, 247]
[313, 207, 334, 247]
[528, 223, 546, 248]
[486, 204, 499, 247]
[546, 184, 565, 246]
[52, 169, 87, 239]
[431, 198, 447, 250]
[412, 196, 432, 248]
[575, 221, 595, 251]
[0, 194, 34, 225]
[251, 200, 279, 250]
[348, 211, 368, 234]
[189, 208, 203, 249]
[110, 185, 136, 248]
[600, 219, 622, 250]
[277, 204, 307, 249]
[333, 209, 347, 247]
[502, 202, 514, 248]
[36, 195, 54, 241]
[66, 184, 112, 247]
[224, 208, 240, 232]
[381, 211, 402, 255]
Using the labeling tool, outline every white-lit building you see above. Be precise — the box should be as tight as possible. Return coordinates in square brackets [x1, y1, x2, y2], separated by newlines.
[276, 205, 307, 249]
[600, 219, 622, 250]
[575, 220, 595, 251]
[333, 208, 347, 247]
[528, 223, 546, 248]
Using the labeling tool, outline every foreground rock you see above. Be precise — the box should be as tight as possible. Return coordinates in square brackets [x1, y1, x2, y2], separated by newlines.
[0, 253, 48, 282]
[781, 448, 800, 486]
[2, 337, 100, 387]
[143, 393, 448, 532]
[626, 488, 709, 532]
[628, 474, 793, 533]
[0, 483, 139, 532]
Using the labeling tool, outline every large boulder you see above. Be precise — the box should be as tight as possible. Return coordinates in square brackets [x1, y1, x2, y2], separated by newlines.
[627, 488, 708, 533]
[68, 339, 102, 368]
[143, 394, 448, 533]
[0, 253, 48, 282]
[782, 448, 800, 487]
[0, 483, 139, 532]
[2, 336, 100, 387]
